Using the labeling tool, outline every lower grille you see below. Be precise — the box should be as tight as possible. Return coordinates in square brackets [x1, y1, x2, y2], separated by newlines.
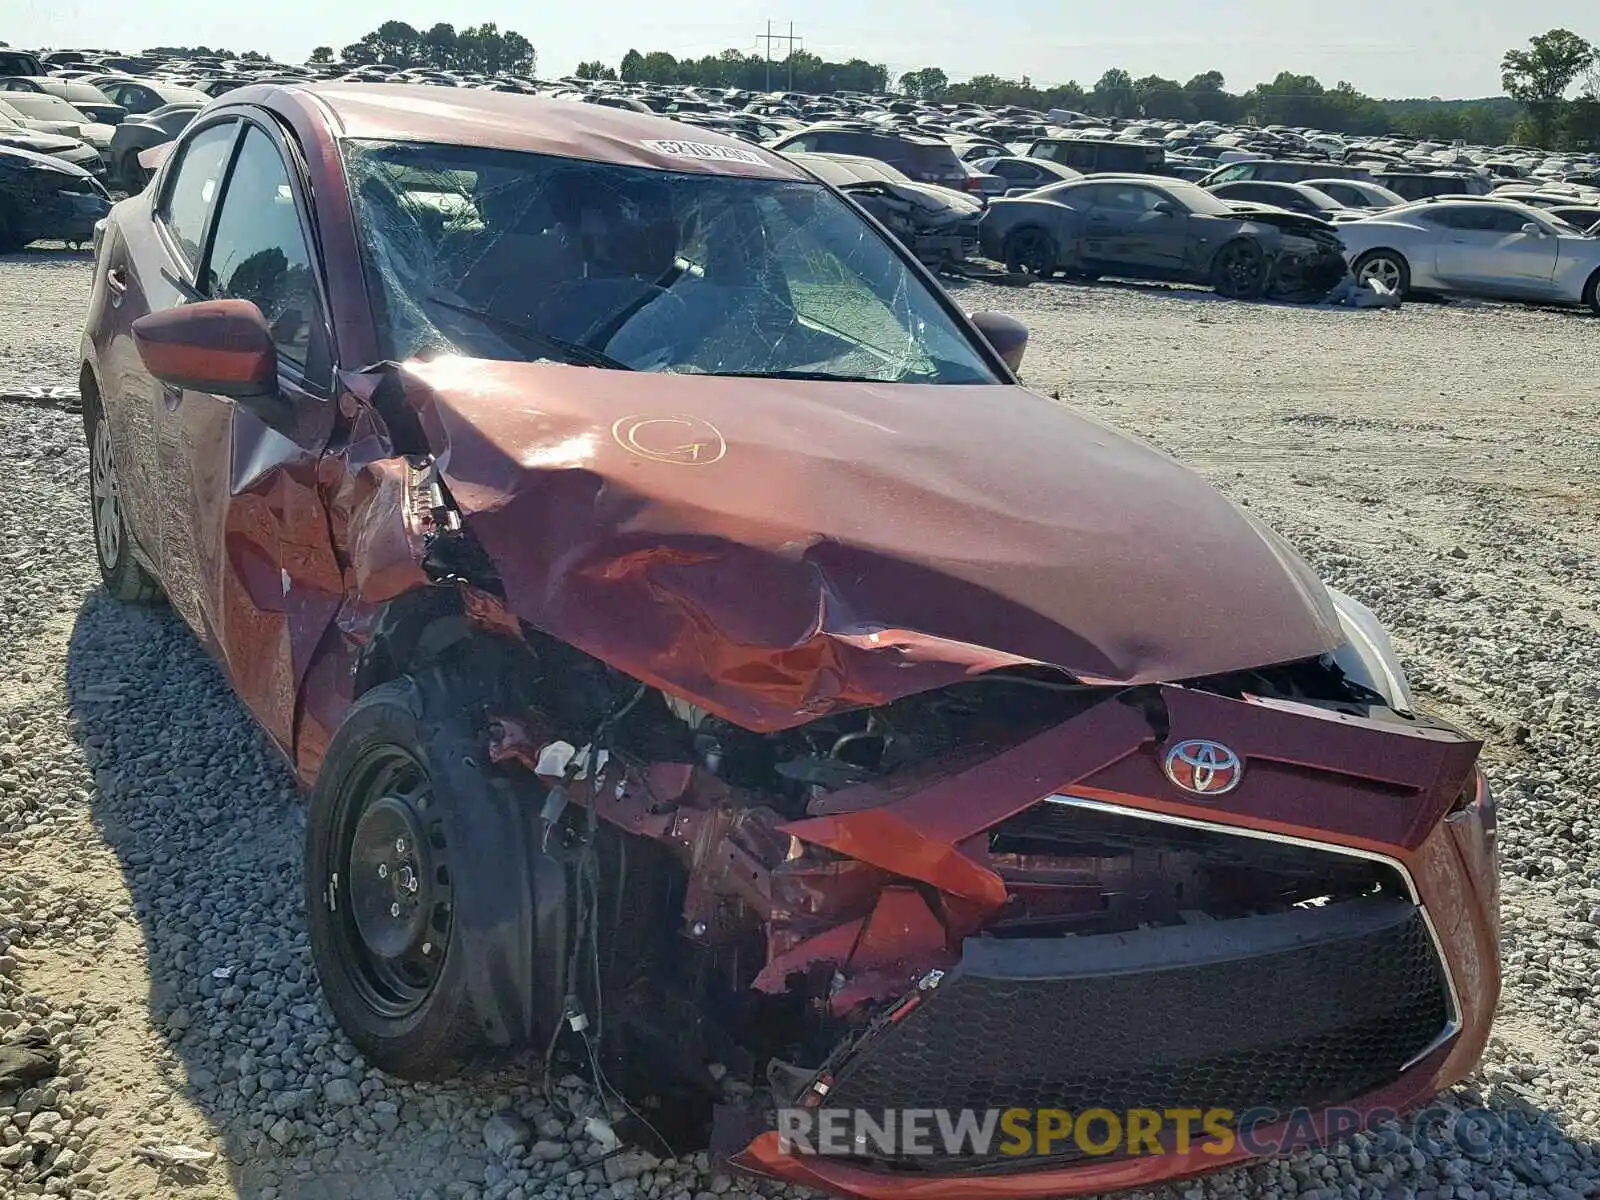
[821, 896, 1449, 1169]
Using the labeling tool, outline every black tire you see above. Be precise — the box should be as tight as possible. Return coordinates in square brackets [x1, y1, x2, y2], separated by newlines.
[86, 402, 162, 603]
[1352, 249, 1411, 297]
[1583, 269, 1600, 316]
[1002, 226, 1058, 278]
[306, 671, 551, 1079]
[0, 200, 23, 255]
[1211, 238, 1268, 300]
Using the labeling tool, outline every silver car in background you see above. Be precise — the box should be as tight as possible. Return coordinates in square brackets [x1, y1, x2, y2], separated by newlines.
[1337, 198, 1600, 312]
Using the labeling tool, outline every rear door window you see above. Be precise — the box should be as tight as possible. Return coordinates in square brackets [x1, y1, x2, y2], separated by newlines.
[156, 120, 238, 268]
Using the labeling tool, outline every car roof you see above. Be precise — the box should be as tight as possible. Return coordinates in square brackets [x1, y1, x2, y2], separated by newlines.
[251, 82, 808, 182]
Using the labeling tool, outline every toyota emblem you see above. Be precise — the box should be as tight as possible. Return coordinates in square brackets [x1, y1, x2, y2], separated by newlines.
[1163, 739, 1243, 796]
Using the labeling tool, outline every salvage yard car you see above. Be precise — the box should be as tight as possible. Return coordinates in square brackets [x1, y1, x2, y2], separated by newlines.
[79, 84, 1498, 1198]
[981, 173, 1350, 300]
[1338, 197, 1600, 310]
[783, 149, 983, 267]
[0, 145, 110, 251]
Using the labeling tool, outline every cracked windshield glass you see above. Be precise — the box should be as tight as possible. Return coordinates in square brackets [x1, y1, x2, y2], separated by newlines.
[344, 139, 999, 383]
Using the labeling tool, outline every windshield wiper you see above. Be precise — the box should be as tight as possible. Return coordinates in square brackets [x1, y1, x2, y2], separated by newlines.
[424, 296, 633, 370]
[695, 369, 877, 382]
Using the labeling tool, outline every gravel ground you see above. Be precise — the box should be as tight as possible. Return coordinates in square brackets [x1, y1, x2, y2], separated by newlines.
[2, 246, 1599, 1200]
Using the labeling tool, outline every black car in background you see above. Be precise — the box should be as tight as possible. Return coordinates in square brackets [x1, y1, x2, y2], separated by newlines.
[980, 173, 1347, 300]
[1027, 136, 1164, 175]
[0, 146, 111, 251]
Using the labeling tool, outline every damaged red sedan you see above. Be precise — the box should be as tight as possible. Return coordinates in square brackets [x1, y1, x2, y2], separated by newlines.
[79, 84, 1498, 1198]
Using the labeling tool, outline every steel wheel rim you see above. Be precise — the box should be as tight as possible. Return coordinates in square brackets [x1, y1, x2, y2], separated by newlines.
[1359, 257, 1401, 291]
[330, 745, 453, 1019]
[91, 420, 121, 569]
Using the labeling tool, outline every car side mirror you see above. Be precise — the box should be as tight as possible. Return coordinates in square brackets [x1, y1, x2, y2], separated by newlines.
[1153, 200, 1179, 216]
[968, 311, 1028, 372]
[132, 299, 293, 430]
[1521, 222, 1544, 236]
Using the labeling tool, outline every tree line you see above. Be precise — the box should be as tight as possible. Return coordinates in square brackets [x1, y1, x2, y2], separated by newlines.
[141, 21, 1600, 150]
[308, 20, 537, 76]
[575, 49, 889, 95]
[577, 27, 1597, 149]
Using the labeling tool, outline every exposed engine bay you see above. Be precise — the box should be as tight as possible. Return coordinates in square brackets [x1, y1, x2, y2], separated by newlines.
[438, 620, 1444, 1155]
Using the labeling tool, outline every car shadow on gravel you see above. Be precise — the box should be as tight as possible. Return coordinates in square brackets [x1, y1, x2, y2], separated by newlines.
[62, 592, 573, 1200]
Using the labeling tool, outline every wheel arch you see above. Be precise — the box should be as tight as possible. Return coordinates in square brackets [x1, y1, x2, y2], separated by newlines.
[1582, 264, 1600, 313]
[79, 360, 102, 439]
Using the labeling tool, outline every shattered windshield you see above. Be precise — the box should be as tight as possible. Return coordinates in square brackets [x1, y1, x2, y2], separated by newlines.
[343, 139, 999, 383]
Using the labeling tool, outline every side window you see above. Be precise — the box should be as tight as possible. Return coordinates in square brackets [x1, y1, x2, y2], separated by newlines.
[203, 125, 326, 377]
[1427, 205, 1480, 230]
[1213, 163, 1249, 183]
[1486, 208, 1536, 233]
[783, 134, 816, 153]
[1098, 185, 1162, 212]
[157, 120, 237, 267]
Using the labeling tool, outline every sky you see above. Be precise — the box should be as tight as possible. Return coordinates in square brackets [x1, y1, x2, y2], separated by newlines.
[9, 0, 1597, 99]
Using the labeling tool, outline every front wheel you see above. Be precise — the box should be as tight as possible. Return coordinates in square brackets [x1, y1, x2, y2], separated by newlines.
[1211, 238, 1268, 300]
[1352, 249, 1411, 297]
[306, 672, 549, 1079]
[1002, 227, 1058, 278]
[1582, 269, 1600, 316]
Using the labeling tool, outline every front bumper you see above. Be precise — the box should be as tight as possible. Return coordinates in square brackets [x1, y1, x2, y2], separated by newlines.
[729, 691, 1499, 1199]
[26, 186, 112, 245]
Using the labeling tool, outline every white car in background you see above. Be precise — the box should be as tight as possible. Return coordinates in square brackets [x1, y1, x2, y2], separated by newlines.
[1337, 197, 1600, 312]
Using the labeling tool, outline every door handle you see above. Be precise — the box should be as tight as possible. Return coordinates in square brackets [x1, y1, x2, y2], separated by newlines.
[161, 383, 181, 411]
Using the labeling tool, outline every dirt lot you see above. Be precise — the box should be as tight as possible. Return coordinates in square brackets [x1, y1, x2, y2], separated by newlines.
[2, 250, 1600, 1200]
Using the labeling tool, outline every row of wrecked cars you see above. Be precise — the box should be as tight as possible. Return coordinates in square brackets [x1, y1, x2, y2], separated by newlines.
[3, 45, 1596, 315]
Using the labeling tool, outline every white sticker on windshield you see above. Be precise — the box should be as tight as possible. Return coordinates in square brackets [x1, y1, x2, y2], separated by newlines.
[642, 139, 767, 167]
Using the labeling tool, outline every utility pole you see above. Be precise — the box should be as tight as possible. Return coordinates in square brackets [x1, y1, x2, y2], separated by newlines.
[755, 21, 802, 94]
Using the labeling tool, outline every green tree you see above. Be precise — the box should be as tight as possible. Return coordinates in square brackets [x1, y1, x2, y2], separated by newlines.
[619, 49, 644, 82]
[1501, 28, 1597, 146]
[1185, 71, 1241, 123]
[1134, 74, 1191, 119]
[898, 66, 949, 99]
[575, 60, 615, 80]
[1090, 68, 1136, 117]
[308, 46, 333, 64]
[420, 23, 457, 69]
[363, 20, 422, 64]
[637, 51, 679, 83]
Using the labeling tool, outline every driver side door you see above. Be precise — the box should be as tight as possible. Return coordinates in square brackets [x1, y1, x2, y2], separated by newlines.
[1081, 183, 1189, 275]
[150, 117, 344, 756]
[1434, 207, 1561, 298]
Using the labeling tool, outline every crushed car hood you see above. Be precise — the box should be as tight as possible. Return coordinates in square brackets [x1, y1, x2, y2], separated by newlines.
[838, 179, 981, 224]
[389, 357, 1344, 730]
[1220, 201, 1340, 235]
